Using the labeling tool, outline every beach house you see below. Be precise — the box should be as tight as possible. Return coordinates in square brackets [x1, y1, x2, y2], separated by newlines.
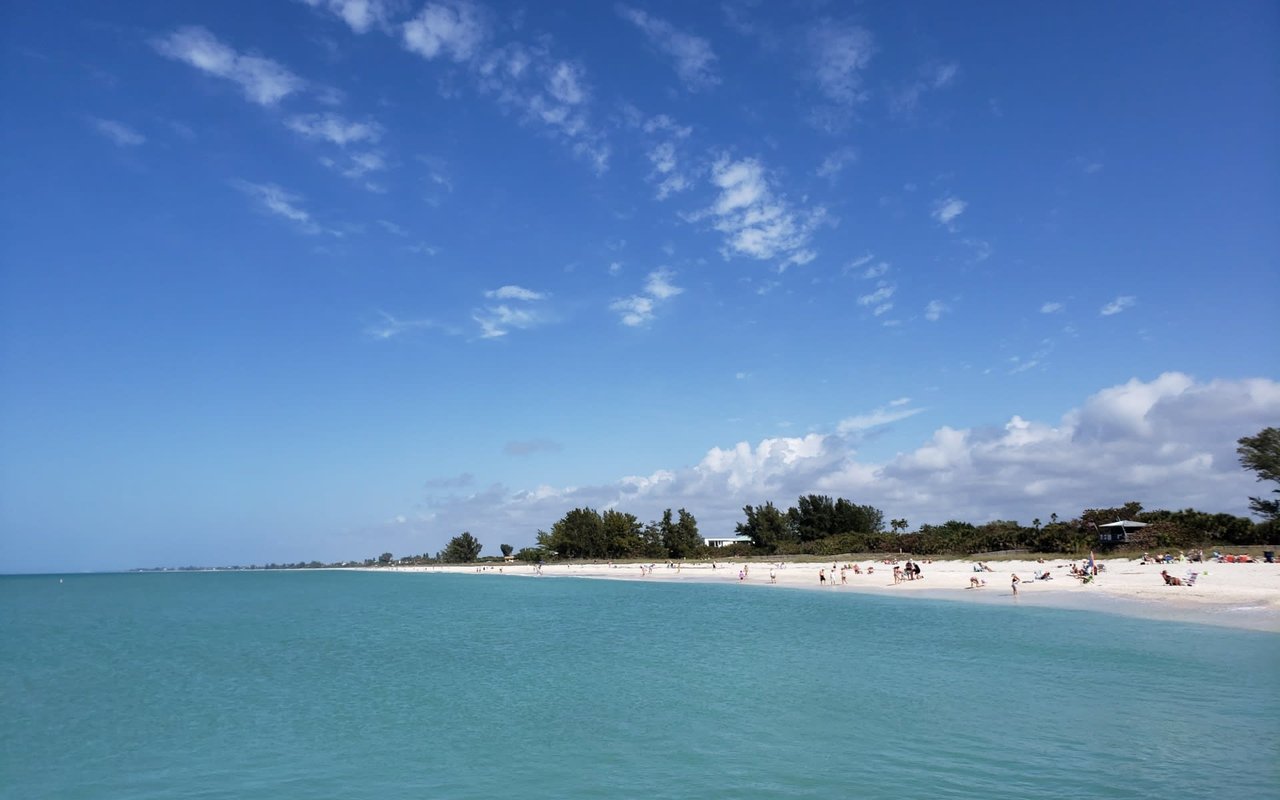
[1096, 520, 1147, 544]
[704, 535, 753, 548]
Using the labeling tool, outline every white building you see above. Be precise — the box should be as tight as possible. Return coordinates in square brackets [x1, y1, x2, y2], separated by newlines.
[704, 535, 753, 548]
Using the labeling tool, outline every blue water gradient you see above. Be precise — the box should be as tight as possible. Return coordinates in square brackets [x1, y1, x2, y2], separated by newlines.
[3, 572, 1277, 799]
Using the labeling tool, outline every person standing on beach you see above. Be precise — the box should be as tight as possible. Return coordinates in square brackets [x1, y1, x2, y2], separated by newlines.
[1011, 573, 1020, 596]
[819, 568, 826, 586]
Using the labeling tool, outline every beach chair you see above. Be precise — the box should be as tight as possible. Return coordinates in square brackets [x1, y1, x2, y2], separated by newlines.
[1184, 572, 1198, 587]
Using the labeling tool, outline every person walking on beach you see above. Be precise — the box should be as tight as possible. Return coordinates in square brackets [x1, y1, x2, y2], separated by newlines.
[1011, 573, 1020, 596]
[769, 568, 776, 584]
[819, 568, 826, 586]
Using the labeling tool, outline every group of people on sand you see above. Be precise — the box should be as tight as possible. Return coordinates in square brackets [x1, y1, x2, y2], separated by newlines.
[966, 572, 1023, 594]
[892, 561, 923, 584]
[817, 563, 872, 586]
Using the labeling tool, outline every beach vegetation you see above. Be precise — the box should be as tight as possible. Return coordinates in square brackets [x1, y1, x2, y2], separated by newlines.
[500, 543, 513, 557]
[1238, 427, 1280, 521]
[536, 507, 705, 560]
[439, 532, 483, 563]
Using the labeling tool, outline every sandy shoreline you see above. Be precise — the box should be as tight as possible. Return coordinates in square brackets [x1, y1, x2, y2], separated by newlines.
[367, 557, 1280, 633]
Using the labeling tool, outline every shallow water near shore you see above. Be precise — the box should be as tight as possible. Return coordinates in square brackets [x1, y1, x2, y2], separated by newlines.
[3, 571, 1277, 799]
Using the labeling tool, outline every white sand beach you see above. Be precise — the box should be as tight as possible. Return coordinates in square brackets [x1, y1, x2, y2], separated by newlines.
[380, 556, 1280, 632]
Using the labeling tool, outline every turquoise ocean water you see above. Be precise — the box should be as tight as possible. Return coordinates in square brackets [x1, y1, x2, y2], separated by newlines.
[3, 571, 1277, 799]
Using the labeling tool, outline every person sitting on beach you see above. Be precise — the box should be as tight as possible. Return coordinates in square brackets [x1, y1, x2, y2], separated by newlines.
[968, 576, 985, 589]
[866, 565, 874, 574]
[853, 563, 862, 574]
[1160, 570, 1182, 586]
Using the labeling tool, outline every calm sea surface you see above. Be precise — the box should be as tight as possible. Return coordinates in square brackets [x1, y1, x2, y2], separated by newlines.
[2, 571, 1277, 799]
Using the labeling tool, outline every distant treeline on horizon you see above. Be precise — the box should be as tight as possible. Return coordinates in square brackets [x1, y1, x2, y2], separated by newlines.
[133, 496, 1276, 572]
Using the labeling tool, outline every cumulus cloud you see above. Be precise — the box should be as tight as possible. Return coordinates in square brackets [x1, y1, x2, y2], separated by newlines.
[693, 156, 826, 267]
[387, 374, 1280, 555]
[611, 268, 683, 326]
[401, 0, 488, 62]
[617, 5, 719, 91]
[1100, 296, 1136, 316]
[90, 117, 145, 146]
[153, 26, 305, 106]
[300, 0, 393, 33]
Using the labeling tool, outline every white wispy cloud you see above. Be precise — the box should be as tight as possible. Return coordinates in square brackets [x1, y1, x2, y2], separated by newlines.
[932, 196, 967, 226]
[395, 3, 610, 173]
[816, 147, 857, 181]
[300, 0, 393, 33]
[473, 304, 544, 338]
[836, 400, 925, 434]
[610, 295, 656, 327]
[611, 268, 683, 326]
[858, 281, 895, 309]
[485, 285, 547, 301]
[90, 117, 145, 146]
[153, 26, 305, 106]
[471, 45, 611, 173]
[644, 268, 683, 299]
[617, 5, 719, 91]
[634, 112, 694, 200]
[808, 21, 874, 105]
[859, 259, 889, 279]
[890, 61, 959, 116]
[924, 300, 948, 321]
[401, 0, 488, 62]
[394, 374, 1280, 556]
[1100, 296, 1136, 316]
[365, 311, 456, 339]
[473, 284, 550, 338]
[1041, 301, 1064, 314]
[693, 156, 826, 267]
[231, 180, 322, 234]
[843, 253, 874, 274]
[378, 219, 409, 236]
[286, 113, 383, 146]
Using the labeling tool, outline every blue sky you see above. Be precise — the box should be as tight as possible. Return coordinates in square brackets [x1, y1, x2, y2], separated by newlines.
[2, 0, 1277, 572]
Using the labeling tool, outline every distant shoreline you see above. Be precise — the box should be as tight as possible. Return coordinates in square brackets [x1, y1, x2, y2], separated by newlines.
[363, 557, 1280, 633]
